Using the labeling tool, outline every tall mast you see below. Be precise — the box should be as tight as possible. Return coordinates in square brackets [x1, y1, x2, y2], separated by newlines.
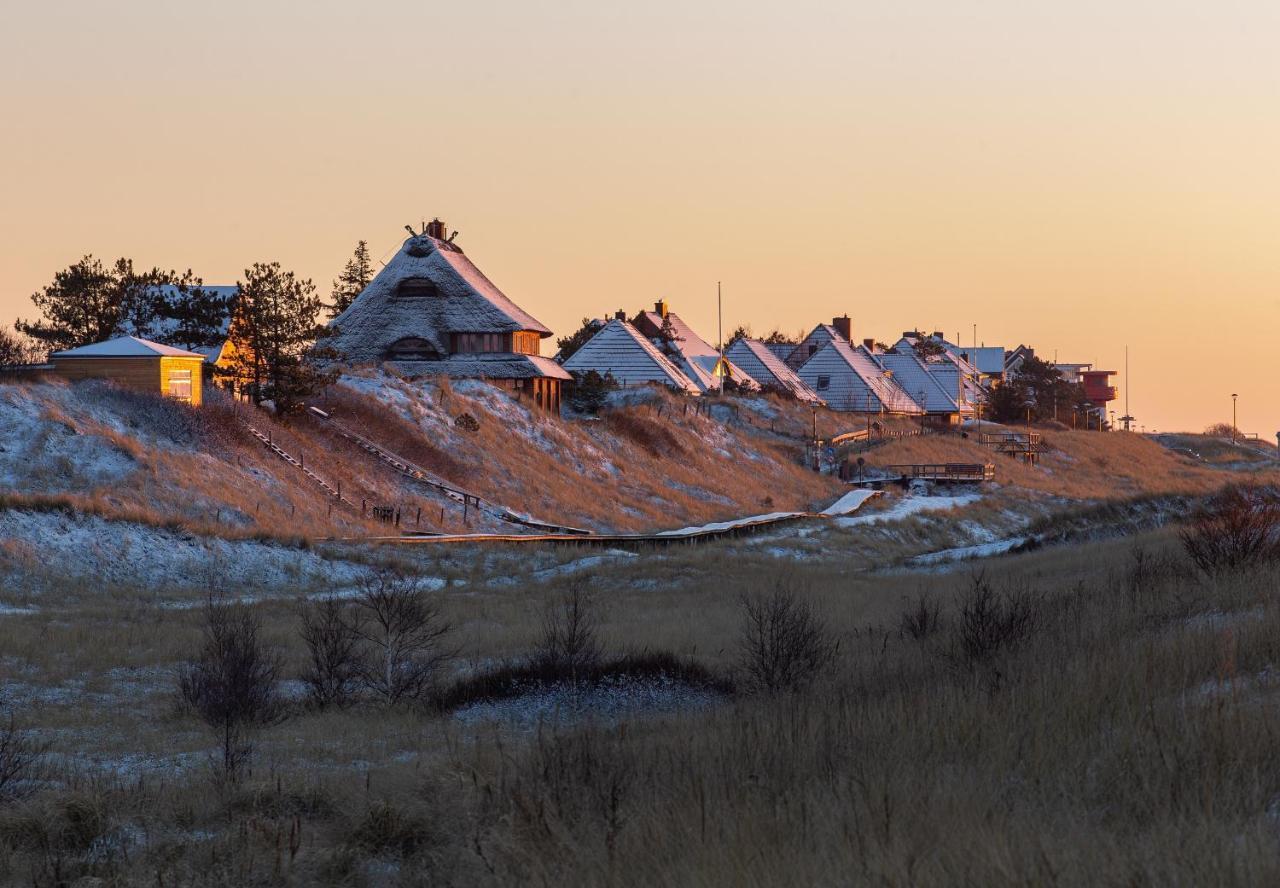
[717, 281, 723, 394]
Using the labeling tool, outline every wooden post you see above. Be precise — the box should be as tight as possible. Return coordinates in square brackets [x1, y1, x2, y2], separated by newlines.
[440, 507, 445, 525]
[337, 480, 342, 500]
[362, 499, 366, 515]
[464, 498, 469, 524]
[416, 507, 421, 526]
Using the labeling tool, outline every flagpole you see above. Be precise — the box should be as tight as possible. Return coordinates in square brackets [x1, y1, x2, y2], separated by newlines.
[717, 281, 723, 394]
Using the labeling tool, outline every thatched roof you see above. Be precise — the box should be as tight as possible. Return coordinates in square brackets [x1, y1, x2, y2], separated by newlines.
[326, 232, 552, 363]
[561, 319, 699, 394]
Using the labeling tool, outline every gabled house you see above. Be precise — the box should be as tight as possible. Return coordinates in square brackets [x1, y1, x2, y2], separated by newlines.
[325, 219, 570, 411]
[49, 336, 206, 406]
[724, 338, 823, 404]
[786, 315, 852, 370]
[892, 331, 1005, 386]
[872, 351, 966, 419]
[631, 301, 758, 392]
[560, 318, 700, 394]
[796, 340, 921, 414]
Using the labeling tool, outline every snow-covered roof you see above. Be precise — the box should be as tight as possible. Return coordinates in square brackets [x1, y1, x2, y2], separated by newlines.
[764, 341, 797, 364]
[675, 353, 759, 393]
[387, 353, 571, 381]
[796, 340, 922, 413]
[634, 310, 720, 357]
[873, 352, 960, 413]
[725, 338, 823, 403]
[786, 324, 844, 370]
[561, 319, 699, 394]
[325, 233, 553, 362]
[51, 336, 206, 359]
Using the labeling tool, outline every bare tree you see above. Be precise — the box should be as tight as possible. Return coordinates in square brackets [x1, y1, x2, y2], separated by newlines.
[298, 597, 362, 709]
[0, 711, 44, 800]
[178, 598, 285, 779]
[738, 581, 838, 692]
[353, 570, 454, 705]
[535, 582, 602, 682]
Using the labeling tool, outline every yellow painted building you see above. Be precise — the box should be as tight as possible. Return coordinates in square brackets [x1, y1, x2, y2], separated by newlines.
[50, 336, 205, 406]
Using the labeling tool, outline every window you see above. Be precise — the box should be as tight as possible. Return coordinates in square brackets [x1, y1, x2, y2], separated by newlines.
[816, 375, 831, 391]
[512, 331, 541, 355]
[395, 278, 438, 298]
[168, 369, 193, 402]
[387, 337, 439, 360]
[452, 332, 507, 354]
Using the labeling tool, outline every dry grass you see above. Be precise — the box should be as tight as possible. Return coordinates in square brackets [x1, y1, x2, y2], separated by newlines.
[5, 528, 1280, 884]
[868, 427, 1280, 500]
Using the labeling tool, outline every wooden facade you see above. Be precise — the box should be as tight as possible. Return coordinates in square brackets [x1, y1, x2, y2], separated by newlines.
[52, 355, 204, 406]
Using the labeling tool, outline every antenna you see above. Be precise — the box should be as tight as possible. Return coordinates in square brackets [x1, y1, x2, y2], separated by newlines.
[1125, 344, 1129, 431]
[404, 224, 417, 237]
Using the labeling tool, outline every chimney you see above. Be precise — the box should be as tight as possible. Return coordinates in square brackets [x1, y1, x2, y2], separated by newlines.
[931, 331, 944, 341]
[425, 218, 447, 239]
[863, 338, 877, 352]
[655, 300, 669, 318]
[832, 315, 852, 342]
[614, 310, 626, 321]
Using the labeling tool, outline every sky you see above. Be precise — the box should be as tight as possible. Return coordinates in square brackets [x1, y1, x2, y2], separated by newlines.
[2, 0, 1278, 433]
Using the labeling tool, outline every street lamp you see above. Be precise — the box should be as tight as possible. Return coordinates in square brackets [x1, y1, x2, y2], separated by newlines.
[1232, 393, 1238, 444]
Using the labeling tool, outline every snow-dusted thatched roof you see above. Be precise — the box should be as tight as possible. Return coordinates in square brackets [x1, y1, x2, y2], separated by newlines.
[51, 336, 205, 359]
[725, 339, 823, 404]
[561, 319, 699, 394]
[787, 323, 844, 370]
[325, 233, 552, 363]
[387, 353, 570, 381]
[873, 352, 959, 414]
[796, 340, 922, 414]
[631, 309, 757, 392]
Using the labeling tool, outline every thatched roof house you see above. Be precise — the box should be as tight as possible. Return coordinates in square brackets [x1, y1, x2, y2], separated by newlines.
[561, 318, 700, 394]
[724, 338, 823, 404]
[796, 340, 921, 414]
[326, 220, 569, 411]
[631, 301, 758, 392]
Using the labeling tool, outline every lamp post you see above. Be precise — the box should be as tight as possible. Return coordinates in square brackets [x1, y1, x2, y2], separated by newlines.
[1232, 393, 1238, 444]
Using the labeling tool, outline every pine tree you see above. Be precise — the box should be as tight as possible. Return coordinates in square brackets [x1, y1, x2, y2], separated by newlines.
[555, 318, 601, 363]
[17, 255, 180, 350]
[227, 262, 335, 415]
[328, 240, 373, 319]
[161, 271, 233, 350]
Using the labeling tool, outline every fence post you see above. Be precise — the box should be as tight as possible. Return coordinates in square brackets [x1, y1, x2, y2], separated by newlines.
[362, 499, 366, 515]
[416, 507, 421, 526]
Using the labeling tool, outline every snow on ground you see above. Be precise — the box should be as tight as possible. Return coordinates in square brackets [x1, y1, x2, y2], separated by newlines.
[820, 489, 879, 516]
[834, 493, 981, 528]
[453, 675, 725, 730]
[656, 511, 805, 537]
[906, 536, 1030, 568]
[0, 510, 366, 592]
[0, 385, 138, 492]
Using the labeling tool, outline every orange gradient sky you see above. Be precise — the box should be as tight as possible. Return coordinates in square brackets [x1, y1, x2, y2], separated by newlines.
[3, 0, 1279, 433]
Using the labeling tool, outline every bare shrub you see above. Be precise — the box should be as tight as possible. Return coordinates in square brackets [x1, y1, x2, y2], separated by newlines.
[1179, 484, 1280, 574]
[899, 594, 943, 641]
[534, 582, 602, 683]
[738, 581, 838, 692]
[352, 570, 454, 705]
[298, 598, 362, 709]
[178, 598, 285, 779]
[0, 712, 45, 800]
[952, 572, 1039, 667]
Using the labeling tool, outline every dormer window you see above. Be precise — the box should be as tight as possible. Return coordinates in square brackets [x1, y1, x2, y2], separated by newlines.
[396, 278, 438, 299]
[387, 337, 439, 360]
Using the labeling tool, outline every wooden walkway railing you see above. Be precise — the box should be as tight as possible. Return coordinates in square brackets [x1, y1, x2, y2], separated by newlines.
[242, 421, 352, 506]
[884, 463, 995, 483]
[308, 407, 592, 536]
